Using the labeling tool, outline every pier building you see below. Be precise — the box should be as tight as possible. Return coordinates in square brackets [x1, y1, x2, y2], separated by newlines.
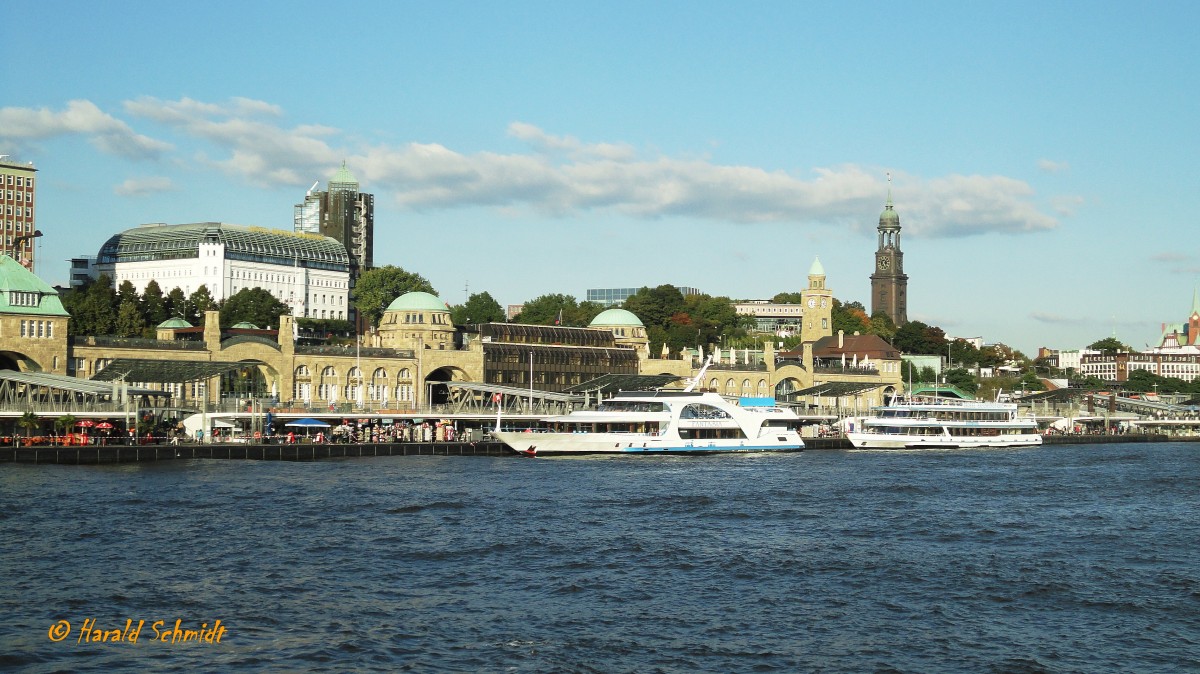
[0, 257, 902, 434]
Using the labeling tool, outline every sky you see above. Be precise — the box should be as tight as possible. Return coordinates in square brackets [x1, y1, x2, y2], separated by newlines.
[2, 1, 1198, 355]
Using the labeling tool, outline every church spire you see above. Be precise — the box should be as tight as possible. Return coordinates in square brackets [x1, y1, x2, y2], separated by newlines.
[1192, 286, 1200, 317]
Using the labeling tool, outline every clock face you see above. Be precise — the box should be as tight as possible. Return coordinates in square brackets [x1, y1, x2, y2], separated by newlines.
[807, 299, 816, 308]
[820, 299, 827, 308]
[878, 257, 891, 271]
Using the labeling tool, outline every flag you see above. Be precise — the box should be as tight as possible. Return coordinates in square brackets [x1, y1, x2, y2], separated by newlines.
[554, 309, 562, 325]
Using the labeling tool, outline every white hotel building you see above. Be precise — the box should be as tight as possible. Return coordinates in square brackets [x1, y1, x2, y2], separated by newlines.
[90, 222, 351, 319]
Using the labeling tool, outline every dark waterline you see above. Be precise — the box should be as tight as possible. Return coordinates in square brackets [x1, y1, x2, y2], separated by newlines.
[2, 444, 1198, 673]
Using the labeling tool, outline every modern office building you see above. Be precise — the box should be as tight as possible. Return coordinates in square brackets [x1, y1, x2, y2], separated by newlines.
[91, 222, 351, 319]
[0, 156, 38, 272]
[586, 286, 700, 307]
[294, 162, 373, 281]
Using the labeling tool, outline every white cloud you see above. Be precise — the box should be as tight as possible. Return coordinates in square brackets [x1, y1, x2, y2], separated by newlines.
[0, 99, 171, 159]
[114, 176, 175, 197]
[1038, 159, 1070, 173]
[1031, 312, 1088, 325]
[4, 97, 1062, 238]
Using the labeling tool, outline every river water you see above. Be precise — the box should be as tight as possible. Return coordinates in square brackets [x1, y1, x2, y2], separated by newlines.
[1, 443, 1198, 673]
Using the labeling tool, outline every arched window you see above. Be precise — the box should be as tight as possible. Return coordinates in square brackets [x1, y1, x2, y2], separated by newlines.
[319, 366, 337, 402]
[742, 379, 752, 395]
[345, 367, 363, 403]
[726, 378, 735, 394]
[370, 368, 388, 403]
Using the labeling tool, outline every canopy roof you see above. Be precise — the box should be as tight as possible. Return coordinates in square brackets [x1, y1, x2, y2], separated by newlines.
[786, 382, 882, 398]
[92, 359, 249, 383]
[0, 369, 165, 397]
[563, 373, 680, 394]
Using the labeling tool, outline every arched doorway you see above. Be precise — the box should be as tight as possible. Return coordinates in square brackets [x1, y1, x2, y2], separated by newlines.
[425, 366, 467, 407]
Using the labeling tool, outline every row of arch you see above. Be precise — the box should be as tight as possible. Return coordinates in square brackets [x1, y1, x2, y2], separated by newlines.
[292, 365, 417, 405]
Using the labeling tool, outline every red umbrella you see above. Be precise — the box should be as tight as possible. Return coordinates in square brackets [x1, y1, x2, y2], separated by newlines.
[77, 420, 95, 428]
[95, 422, 114, 430]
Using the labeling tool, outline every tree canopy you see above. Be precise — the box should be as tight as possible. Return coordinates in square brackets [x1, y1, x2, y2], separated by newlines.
[450, 291, 506, 325]
[220, 287, 291, 329]
[1088, 337, 1132, 355]
[353, 266, 436, 327]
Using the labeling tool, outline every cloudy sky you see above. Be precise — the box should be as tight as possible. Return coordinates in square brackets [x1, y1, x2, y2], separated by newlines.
[3, 1, 1197, 353]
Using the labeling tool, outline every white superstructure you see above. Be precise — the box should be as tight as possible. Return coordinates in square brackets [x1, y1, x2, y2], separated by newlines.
[493, 390, 805, 456]
[847, 396, 1041, 449]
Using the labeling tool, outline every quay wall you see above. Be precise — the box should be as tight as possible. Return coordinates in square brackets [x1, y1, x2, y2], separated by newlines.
[2, 434, 1195, 464]
[0, 441, 509, 464]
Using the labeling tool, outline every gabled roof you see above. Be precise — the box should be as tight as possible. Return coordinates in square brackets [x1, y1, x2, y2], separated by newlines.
[0, 256, 69, 316]
[812, 333, 900, 360]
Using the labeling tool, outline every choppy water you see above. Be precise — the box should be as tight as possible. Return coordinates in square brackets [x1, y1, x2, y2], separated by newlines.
[1, 443, 1198, 673]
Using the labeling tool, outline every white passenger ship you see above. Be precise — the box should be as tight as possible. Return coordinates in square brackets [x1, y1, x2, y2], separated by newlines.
[846, 396, 1042, 449]
[493, 358, 803, 457]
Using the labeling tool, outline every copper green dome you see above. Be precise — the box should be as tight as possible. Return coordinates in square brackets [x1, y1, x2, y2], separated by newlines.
[157, 317, 192, 329]
[879, 195, 900, 227]
[231, 321, 260, 329]
[385, 291, 448, 313]
[589, 308, 645, 327]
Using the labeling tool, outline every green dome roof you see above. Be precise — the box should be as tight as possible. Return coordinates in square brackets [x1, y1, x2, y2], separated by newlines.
[589, 308, 644, 328]
[879, 195, 900, 226]
[158, 317, 192, 329]
[386, 291, 448, 313]
[0, 256, 69, 316]
[231, 321, 260, 329]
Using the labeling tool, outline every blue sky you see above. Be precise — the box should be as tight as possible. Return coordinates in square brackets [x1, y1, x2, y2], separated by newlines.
[3, 1, 1197, 354]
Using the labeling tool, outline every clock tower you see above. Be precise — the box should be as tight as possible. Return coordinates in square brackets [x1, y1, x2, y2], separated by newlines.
[800, 256, 833, 342]
[869, 182, 909, 326]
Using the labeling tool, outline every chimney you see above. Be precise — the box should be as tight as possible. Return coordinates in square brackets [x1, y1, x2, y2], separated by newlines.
[838, 330, 844, 349]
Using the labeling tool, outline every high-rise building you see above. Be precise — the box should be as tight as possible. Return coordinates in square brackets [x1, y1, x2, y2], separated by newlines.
[869, 183, 909, 326]
[294, 162, 373, 280]
[0, 157, 38, 272]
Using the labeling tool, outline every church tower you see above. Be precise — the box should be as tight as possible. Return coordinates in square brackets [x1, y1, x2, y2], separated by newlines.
[870, 178, 909, 326]
[800, 256, 833, 342]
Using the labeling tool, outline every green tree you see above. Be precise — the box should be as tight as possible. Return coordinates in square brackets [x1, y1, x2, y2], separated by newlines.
[116, 280, 139, 308]
[1088, 337, 1131, 355]
[17, 411, 40, 438]
[514, 293, 579, 325]
[831, 299, 869, 336]
[893, 320, 948, 355]
[353, 266, 436, 327]
[185, 285, 216, 325]
[948, 338, 982, 369]
[867, 311, 897, 342]
[943, 367, 978, 395]
[55, 414, 77, 437]
[141, 279, 168, 328]
[622, 285, 686, 332]
[165, 287, 187, 321]
[64, 275, 118, 336]
[771, 291, 805, 304]
[220, 288, 291, 329]
[115, 298, 146, 337]
[450, 291, 506, 325]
